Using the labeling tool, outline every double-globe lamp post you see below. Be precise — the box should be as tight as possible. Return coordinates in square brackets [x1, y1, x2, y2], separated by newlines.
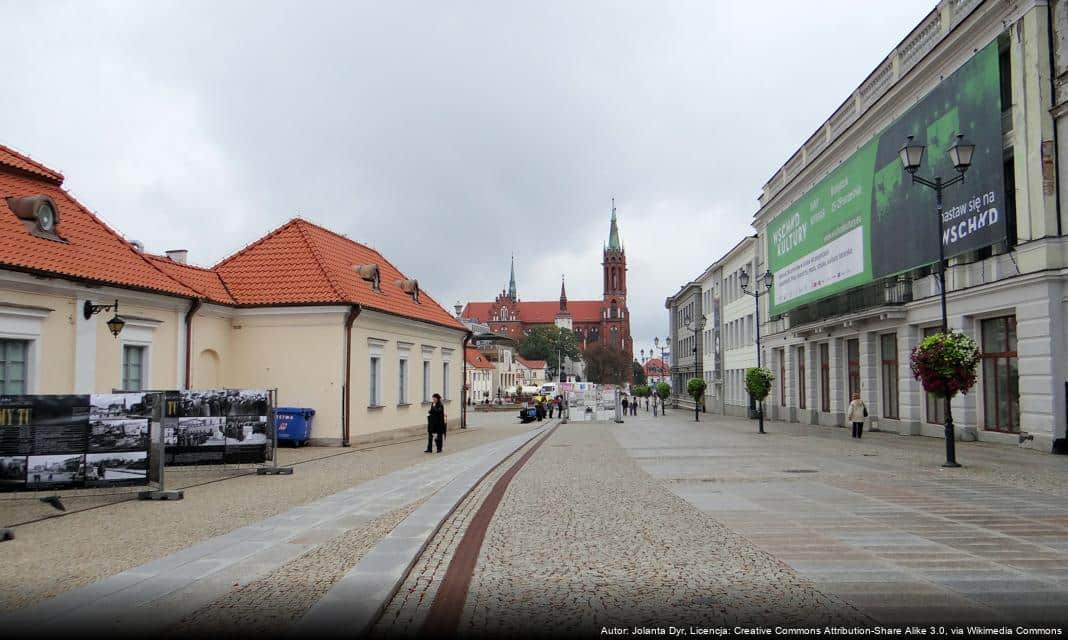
[687, 317, 706, 422]
[654, 336, 668, 417]
[740, 268, 773, 435]
[899, 133, 975, 468]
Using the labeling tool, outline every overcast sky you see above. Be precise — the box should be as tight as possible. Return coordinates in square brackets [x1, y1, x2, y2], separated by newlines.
[2, 0, 937, 359]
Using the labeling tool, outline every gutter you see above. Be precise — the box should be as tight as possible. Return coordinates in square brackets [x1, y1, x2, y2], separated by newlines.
[343, 304, 362, 446]
[461, 330, 473, 428]
[183, 298, 202, 389]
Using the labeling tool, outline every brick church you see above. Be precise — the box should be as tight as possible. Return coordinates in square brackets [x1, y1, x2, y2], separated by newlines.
[461, 202, 633, 358]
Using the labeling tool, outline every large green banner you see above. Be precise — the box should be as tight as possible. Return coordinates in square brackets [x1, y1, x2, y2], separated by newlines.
[768, 41, 1005, 316]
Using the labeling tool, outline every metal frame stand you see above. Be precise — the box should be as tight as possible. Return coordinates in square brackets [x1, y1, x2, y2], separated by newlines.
[258, 389, 293, 475]
[0, 528, 13, 541]
[140, 391, 184, 500]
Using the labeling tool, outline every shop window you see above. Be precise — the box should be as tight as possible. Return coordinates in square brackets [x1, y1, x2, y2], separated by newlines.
[923, 327, 946, 425]
[880, 334, 899, 419]
[820, 343, 830, 412]
[982, 316, 1020, 433]
[847, 339, 860, 401]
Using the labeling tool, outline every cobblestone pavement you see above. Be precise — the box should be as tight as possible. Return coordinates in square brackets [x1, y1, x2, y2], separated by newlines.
[371, 440, 533, 637]
[617, 409, 1068, 625]
[0, 412, 525, 611]
[169, 500, 423, 636]
[454, 422, 870, 635]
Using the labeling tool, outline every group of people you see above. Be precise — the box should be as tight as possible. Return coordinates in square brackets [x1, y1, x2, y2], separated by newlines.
[620, 395, 640, 416]
[529, 395, 565, 421]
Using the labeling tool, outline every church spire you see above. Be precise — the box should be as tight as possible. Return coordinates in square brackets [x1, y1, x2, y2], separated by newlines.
[607, 198, 621, 252]
[508, 254, 517, 300]
[559, 274, 568, 311]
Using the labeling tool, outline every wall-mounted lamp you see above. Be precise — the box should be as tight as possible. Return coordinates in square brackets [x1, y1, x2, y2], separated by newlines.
[83, 299, 125, 337]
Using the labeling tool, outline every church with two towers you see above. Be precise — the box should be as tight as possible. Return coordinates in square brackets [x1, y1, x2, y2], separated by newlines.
[461, 203, 633, 360]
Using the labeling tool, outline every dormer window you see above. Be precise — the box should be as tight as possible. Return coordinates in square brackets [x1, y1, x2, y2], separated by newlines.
[6, 195, 64, 242]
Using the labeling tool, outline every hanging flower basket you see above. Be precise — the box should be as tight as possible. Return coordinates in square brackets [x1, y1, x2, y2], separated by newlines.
[909, 331, 981, 399]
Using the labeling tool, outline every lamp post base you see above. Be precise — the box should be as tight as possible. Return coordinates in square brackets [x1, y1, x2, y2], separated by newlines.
[941, 461, 962, 468]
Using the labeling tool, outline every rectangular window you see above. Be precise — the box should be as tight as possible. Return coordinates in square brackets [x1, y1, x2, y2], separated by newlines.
[443, 362, 450, 400]
[820, 342, 830, 413]
[880, 334, 899, 419]
[0, 339, 28, 395]
[398, 358, 409, 404]
[797, 347, 806, 410]
[779, 351, 785, 407]
[982, 316, 1019, 433]
[847, 339, 860, 401]
[423, 360, 431, 403]
[369, 356, 381, 406]
[922, 327, 946, 425]
[122, 345, 145, 392]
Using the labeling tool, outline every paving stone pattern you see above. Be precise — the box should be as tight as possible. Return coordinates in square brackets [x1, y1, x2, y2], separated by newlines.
[460, 422, 869, 635]
[168, 500, 422, 636]
[372, 442, 531, 637]
[618, 411, 1068, 626]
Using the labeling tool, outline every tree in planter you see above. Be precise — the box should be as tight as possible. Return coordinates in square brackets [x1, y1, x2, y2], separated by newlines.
[909, 330, 981, 467]
[745, 367, 774, 434]
[687, 378, 707, 422]
[655, 382, 671, 416]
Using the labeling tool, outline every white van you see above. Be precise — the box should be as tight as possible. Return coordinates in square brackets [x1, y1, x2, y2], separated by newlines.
[538, 383, 558, 396]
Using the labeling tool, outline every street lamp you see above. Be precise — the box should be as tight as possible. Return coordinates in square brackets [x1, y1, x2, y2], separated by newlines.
[899, 133, 975, 468]
[740, 268, 773, 434]
[654, 336, 668, 417]
[83, 299, 125, 338]
[687, 317, 706, 422]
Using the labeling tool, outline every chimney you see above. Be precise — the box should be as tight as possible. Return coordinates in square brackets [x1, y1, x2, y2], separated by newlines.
[166, 249, 188, 264]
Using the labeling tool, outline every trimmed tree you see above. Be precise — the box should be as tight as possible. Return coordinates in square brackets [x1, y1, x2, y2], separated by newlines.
[655, 381, 671, 416]
[687, 378, 707, 422]
[745, 367, 774, 434]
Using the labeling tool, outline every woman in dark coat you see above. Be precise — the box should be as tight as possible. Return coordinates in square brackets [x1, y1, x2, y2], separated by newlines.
[426, 393, 447, 453]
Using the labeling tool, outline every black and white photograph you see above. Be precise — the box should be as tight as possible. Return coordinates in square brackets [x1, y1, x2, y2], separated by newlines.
[168, 416, 227, 465]
[85, 451, 147, 484]
[0, 455, 26, 488]
[89, 418, 149, 452]
[89, 393, 151, 420]
[0, 394, 89, 427]
[222, 416, 270, 464]
[26, 454, 86, 487]
[177, 389, 268, 418]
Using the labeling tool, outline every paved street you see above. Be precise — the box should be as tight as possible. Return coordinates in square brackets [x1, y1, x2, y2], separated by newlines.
[4, 408, 1068, 636]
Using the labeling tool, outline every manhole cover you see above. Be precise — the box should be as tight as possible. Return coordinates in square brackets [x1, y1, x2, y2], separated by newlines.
[782, 469, 818, 473]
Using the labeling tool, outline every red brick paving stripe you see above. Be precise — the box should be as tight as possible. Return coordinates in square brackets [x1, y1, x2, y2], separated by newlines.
[421, 423, 560, 636]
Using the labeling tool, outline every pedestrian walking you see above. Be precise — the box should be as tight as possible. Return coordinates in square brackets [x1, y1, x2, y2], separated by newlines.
[653, 399, 658, 417]
[426, 393, 447, 453]
[621, 396, 629, 416]
[548, 398, 555, 419]
[536, 399, 545, 421]
[847, 392, 868, 439]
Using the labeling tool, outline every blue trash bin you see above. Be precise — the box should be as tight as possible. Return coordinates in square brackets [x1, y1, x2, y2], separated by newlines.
[275, 407, 315, 447]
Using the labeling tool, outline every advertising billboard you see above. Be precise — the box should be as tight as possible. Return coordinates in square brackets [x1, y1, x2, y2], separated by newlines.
[768, 40, 1005, 315]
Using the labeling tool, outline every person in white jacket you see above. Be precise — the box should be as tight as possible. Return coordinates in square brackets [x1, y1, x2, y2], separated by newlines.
[846, 392, 868, 439]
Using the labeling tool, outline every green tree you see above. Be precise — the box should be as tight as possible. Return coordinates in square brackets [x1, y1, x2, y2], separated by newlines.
[583, 343, 631, 384]
[655, 381, 671, 416]
[631, 360, 647, 385]
[687, 378, 707, 422]
[518, 326, 580, 379]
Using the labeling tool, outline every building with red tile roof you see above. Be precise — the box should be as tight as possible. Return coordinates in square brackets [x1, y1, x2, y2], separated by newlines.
[460, 201, 633, 376]
[0, 143, 466, 447]
[644, 358, 670, 383]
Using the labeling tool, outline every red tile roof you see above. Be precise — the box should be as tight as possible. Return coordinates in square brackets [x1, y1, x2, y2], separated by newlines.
[0, 145, 196, 297]
[214, 218, 464, 330]
[465, 347, 495, 369]
[644, 358, 669, 376]
[462, 299, 604, 324]
[515, 357, 547, 370]
[146, 254, 236, 304]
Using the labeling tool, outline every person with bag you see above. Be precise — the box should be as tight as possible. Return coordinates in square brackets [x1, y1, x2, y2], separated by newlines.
[426, 393, 447, 453]
[847, 392, 868, 439]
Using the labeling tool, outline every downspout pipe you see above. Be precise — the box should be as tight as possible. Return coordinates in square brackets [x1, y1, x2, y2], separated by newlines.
[461, 330, 473, 428]
[1047, 1, 1063, 237]
[343, 304, 362, 447]
[183, 298, 202, 389]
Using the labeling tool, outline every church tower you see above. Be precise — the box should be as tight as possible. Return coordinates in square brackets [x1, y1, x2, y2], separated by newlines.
[601, 199, 632, 359]
[555, 275, 573, 331]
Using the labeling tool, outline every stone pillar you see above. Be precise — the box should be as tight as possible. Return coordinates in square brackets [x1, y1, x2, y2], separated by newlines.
[897, 324, 924, 436]
[805, 343, 820, 424]
[1013, 283, 1063, 451]
[951, 315, 979, 440]
[782, 345, 797, 423]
